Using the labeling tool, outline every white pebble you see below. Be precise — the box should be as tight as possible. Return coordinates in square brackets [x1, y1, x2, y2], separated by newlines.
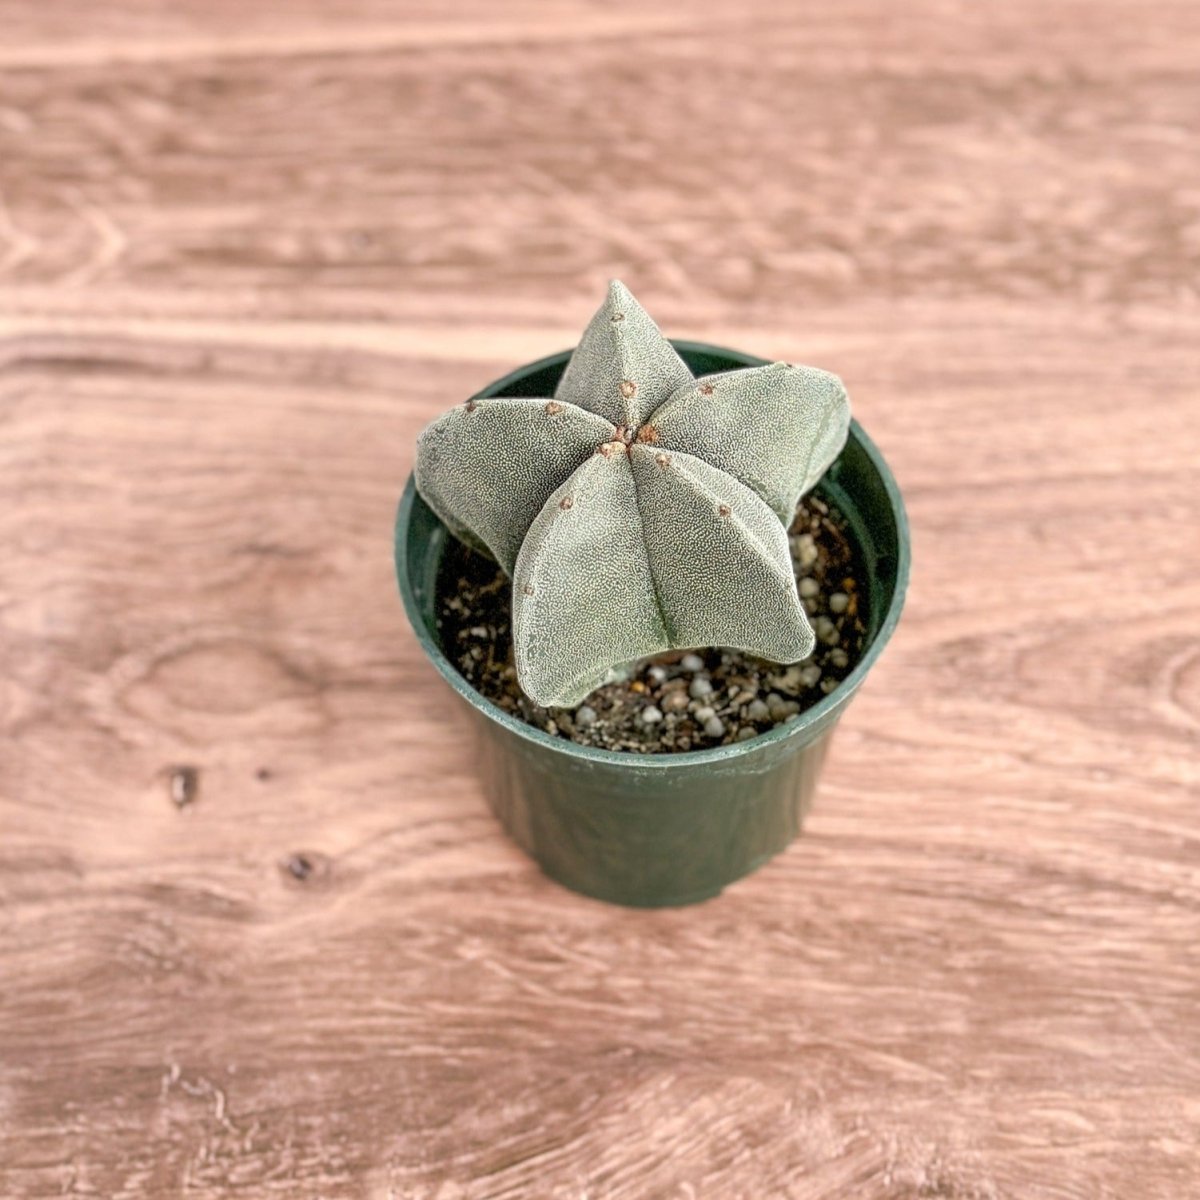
[746, 698, 770, 721]
[829, 592, 849, 614]
[646, 664, 668, 685]
[575, 705, 597, 727]
[800, 664, 822, 688]
[681, 652, 705, 672]
[693, 705, 716, 723]
[798, 577, 819, 599]
[641, 705, 663, 724]
[820, 678, 838, 695]
[791, 533, 818, 567]
[814, 616, 839, 645]
[830, 648, 849, 669]
[689, 676, 713, 700]
[736, 726, 757, 742]
[703, 716, 726, 738]
[766, 665, 802, 691]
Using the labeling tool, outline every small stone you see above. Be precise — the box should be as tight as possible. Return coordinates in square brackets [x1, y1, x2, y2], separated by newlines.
[746, 698, 770, 721]
[800, 664, 822, 688]
[820, 678, 838, 695]
[641, 705, 663, 724]
[767, 693, 800, 719]
[469, 626, 488, 638]
[814, 616, 839, 645]
[703, 716, 726, 738]
[798, 577, 819, 599]
[662, 689, 690, 713]
[681, 652, 705, 672]
[791, 533, 818, 567]
[576, 705, 597, 727]
[803, 598, 818, 615]
[646, 664, 668, 685]
[688, 676, 713, 700]
[693, 705, 716, 723]
[829, 592, 850, 614]
[736, 727, 757, 742]
[830, 648, 849, 669]
[766, 665, 802, 692]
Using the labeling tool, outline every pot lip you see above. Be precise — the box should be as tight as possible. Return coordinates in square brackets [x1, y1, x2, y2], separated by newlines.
[395, 340, 910, 770]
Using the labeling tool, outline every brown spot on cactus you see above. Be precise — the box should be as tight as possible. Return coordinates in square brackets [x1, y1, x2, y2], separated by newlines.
[414, 279, 850, 707]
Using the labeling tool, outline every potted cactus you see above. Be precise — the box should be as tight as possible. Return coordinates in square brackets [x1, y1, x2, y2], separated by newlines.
[395, 282, 909, 906]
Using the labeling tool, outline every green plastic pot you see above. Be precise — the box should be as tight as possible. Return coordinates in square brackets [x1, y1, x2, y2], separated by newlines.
[395, 342, 910, 907]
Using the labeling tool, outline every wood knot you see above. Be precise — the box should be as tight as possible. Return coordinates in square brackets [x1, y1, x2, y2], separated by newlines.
[597, 441, 627, 458]
[559, 496, 574, 510]
[611, 312, 625, 322]
[655, 452, 671, 468]
[545, 401, 563, 415]
[698, 383, 714, 395]
[280, 851, 332, 886]
[168, 765, 199, 809]
[717, 504, 731, 518]
[636, 425, 659, 444]
[619, 380, 637, 399]
[522, 583, 535, 595]
[465, 400, 478, 412]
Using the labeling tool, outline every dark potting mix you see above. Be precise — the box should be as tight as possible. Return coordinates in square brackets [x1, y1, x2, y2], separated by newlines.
[436, 493, 867, 754]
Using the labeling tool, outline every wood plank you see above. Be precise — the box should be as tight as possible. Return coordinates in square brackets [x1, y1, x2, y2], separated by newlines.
[1, 1, 1198, 1196]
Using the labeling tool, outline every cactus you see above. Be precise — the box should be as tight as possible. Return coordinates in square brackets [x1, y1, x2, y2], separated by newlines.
[415, 281, 851, 708]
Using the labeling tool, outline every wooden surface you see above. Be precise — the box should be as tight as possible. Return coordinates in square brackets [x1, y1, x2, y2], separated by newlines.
[2, 2, 1199, 1196]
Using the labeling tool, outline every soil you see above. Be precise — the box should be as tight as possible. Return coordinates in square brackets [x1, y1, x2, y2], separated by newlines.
[435, 493, 868, 754]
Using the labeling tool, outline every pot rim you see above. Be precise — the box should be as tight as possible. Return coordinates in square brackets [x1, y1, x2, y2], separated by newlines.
[395, 340, 910, 770]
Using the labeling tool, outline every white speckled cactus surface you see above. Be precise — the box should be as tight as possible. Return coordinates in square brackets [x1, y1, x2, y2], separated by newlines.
[415, 281, 851, 708]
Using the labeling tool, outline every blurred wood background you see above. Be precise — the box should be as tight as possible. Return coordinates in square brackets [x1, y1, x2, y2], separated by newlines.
[2, 2, 1198, 1197]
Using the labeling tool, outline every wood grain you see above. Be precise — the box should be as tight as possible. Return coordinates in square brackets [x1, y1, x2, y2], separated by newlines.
[2, 2, 1199, 1196]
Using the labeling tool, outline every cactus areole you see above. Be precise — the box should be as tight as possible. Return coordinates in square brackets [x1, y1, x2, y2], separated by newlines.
[414, 282, 852, 709]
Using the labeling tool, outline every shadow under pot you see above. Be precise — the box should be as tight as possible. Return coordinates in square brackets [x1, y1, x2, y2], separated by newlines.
[395, 341, 910, 908]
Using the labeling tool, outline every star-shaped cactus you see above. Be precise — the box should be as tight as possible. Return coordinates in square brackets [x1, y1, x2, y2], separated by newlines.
[415, 281, 850, 707]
